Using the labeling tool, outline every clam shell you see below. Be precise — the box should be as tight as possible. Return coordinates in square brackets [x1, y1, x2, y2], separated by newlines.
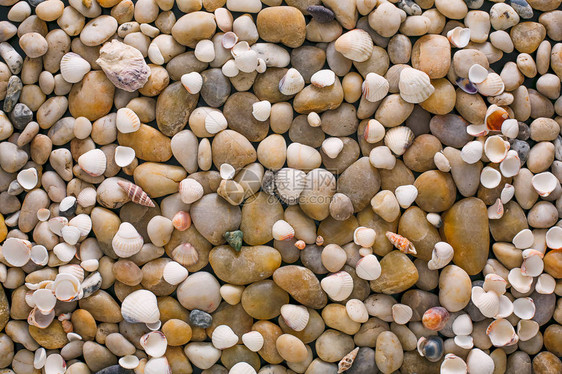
[242, 331, 264, 352]
[221, 31, 238, 49]
[256, 58, 266, 73]
[114, 146, 136, 167]
[521, 249, 544, 277]
[119, 355, 140, 370]
[369, 146, 396, 169]
[452, 314, 473, 336]
[121, 289, 160, 324]
[441, 354, 467, 374]
[353, 227, 376, 248]
[307, 112, 321, 127]
[320, 271, 354, 301]
[466, 349, 494, 374]
[496, 294, 514, 319]
[447, 27, 471, 48]
[212, 325, 238, 350]
[163, 261, 188, 285]
[272, 220, 295, 241]
[468, 64, 488, 84]
[194, 39, 215, 63]
[513, 297, 535, 320]
[53, 242, 76, 263]
[37, 208, 50, 222]
[500, 184, 515, 204]
[44, 354, 66, 374]
[384, 126, 415, 156]
[220, 284, 244, 305]
[484, 135, 510, 163]
[507, 267, 533, 293]
[334, 29, 374, 62]
[501, 118, 519, 138]
[363, 119, 385, 143]
[531, 172, 558, 197]
[485, 104, 509, 131]
[480, 166, 501, 189]
[454, 335, 474, 350]
[279, 68, 305, 95]
[427, 242, 454, 270]
[30, 245, 49, 266]
[345, 299, 369, 323]
[512, 229, 533, 249]
[77, 187, 97, 207]
[461, 141, 483, 164]
[395, 185, 418, 209]
[140, 331, 168, 358]
[471, 286, 499, 318]
[17, 168, 37, 190]
[204, 111, 228, 134]
[399, 67, 434, 103]
[311, 69, 336, 88]
[322, 137, 344, 159]
[144, 357, 171, 374]
[179, 178, 204, 204]
[482, 273, 507, 295]
[476, 73, 505, 96]
[28, 307, 55, 329]
[535, 273, 556, 294]
[222, 59, 239, 77]
[77, 148, 107, 177]
[53, 273, 81, 301]
[252, 100, 271, 122]
[220, 163, 236, 180]
[235, 49, 259, 73]
[517, 319, 539, 342]
[229, 362, 256, 374]
[116, 107, 141, 134]
[59, 264, 85, 282]
[355, 254, 381, 281]
[61, 225, 81, 245]
[466, 123, 489, 137]
[486, 318, 518, 347]
[499, 150, 520, 178]
[81, 259, 99, 272]
[1, 237, 31, 266]
[60, 52, 90, 83]
[362, 72, 389, 102]
[69, 214, 92, 237]
[280, 304, 309, 332]
[392, 303, 413, 325]
[118, 181, 155, 208]
[32, 288, 56, 314]
[171, 243, 199, 267]
[112, 222, 144, 258]
[181, 72, 203, 94]
[546, 226, 562, 249]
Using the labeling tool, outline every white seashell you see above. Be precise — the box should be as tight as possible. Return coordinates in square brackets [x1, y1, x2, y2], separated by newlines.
[181, 72, 203, 94]
[204, 111, 228, 134]
[358, 247, 372, 257]
[521, 249, 544, 277]
[121, 289, 160, 324]
[311, 69, 336, 88]
[116, 107, 141, 134]
[355, 254, 381, 281]
[212, 325, 238, 350]
[172, 243, 199, 267]
[426, 213, 442, 228]
[140, 331, 168, 358]
[222, 59, 239, 77]
[535, 273, 556, 294]
[363, 119, 385, 143]
[501, 118, 519, 139]
[484, 136, 510, 163]
[434, 152, 451, 172]
[252, 100, 271, 121]
[384, 126, 415, 156]
[77, 187, 97, 207]
[59, 264, 84, 282]
[229, 362, 256, 374]
[60, 52, 90, 83]
[144, 357, 171, 374]
[114, 146, 136, 167]
[353, 227, 376, 248]
[1, 238, 31, 266]
[220, 284, 243, 305]
[320, 271, 354, 301]
[441, 354, 467, 374]
[307, 112, 321, 127]
[447, 27, 471, 48]
[466, 348, 494, 374]
[513, 297, 535, 320]
[486, 318, 518, 347]
[235, 49, 259, 73]
[81, 259, 99, 272]
[499, 150, 520, 178]
[78, 149, 107, 177]
[59, 196, 76, 216]
[69, 214, 92, 237]
[17, 168, 38, 190]
[460, 141, 483, 164]
[119, 355, 140, 370]
[221, 31, 239, 49]
[32, 288, 56, 314]
[146, 320, 162, 331]
[512, 229, 534, 249]
[345, 299, 369, 323]
[480, 166, 501, 189]
[112, 222, 144, 258]
[280, 304, 309, 332]
[179, 178, 204, 204]
[163, 261, 188, 285]
[507, 267, 533, 293]
[532, 172, 558, 197]
[147, 42, 164, 65]
[220, 163, 236, 180]
[272, 220, 295, 241]
[28, 307, 55, 329]
[466, 123, 489, 137]
[362, 72, 389, 102]
[231, 40, 251, 57]
[334, 29, 374, 62]
[454, 335, 474, 350]
[322, 137, 344, 159]
[483, 273, 507, 295]
[427, 242, 454, 270]
[488, 198, 504, 220]
[476, 72, 505, 96]
[468, 64, 488, 84]
[44, 353, 66, 374]
[279, 68, 305, 96]
[471, 286, 499, 318]
[496, 294, 514, 319]
[194, 39, 215, 63]
[392, 304, 412, 325]
[399, 67, 435, 104]
[37, 208, 50, 222]
[61, 225, 81, 245]
[33, 348, 46, 370]
[242, 331, 264, 352]
[517, 319, 539, 342]
[256, 58, 266, 73]
[53, 243, 76, 263]
[546, 226, 562, 249]
[452, 314, 473, 336]
[53, 273, 81, 301]
[500, 184, 515, 204]
[369, 146, 396, 170]
[394, 185, 418, 209]
[30, 245, 49, 266]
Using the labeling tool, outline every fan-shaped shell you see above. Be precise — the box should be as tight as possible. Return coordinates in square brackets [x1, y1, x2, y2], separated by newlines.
[369, 146, 396, 169]
[60, 52, 91, 83]
[501, 118, 519, 139]
[229, 362, 256, 374]
[53, 242, 76, 263]
[78, 149, 107, 177]
[179, 178, 204, 204]
[212, 325, 238, 349]
[363, 119, 385, 143]
[204, 111, 228, 134]
[452, 314, 473, 336]
[172, 211, 191, 231]
[252, 100, 271, 122]
[121, 289, 160, 324]
[222, 59, 239, 77]
[116, 107, 141, 134]
[272, 220, 295, 241]
[466, 348, 494, 374]
[171, 243, 199, 267]
[114, 146, 136, 168]
[280, 304, 309, 331]
[181, 72, 203, 94]
[311, 69, 336, 88]
[77, 187, 97, 207]
[235, 49, 259, 73]
[61, 225, 81, 245]
[399, 67, 435, 103]
[471, 286, 499, 318]
[320, 271, 354, 301]
[112, 222, 144, 258]
[334, 29, 374, 62]
[535, 273, 556, 294]
[1, 238, 32, 266]
[279, 68, 305, 95]
[395, 185, 418, 209]
[476, 72, 505, 96]
[59, 264, 85, 282]
[140, 331, 168, 358]
[362, 72, 389, 102]
[68, 214, 92, 237]
[163, 261, 188, 285]
[384, 126, 415, 156]
[242, 331, 264, 352]
[508, 267, 533, 293]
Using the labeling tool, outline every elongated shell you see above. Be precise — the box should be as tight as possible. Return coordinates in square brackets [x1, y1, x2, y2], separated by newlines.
[311, 69, 336, 88]
[163, 261, 188, 285]
[171, 243, 199, 267]
[362, 72, 389, 102]
[272, 220, 295, 241]
[486, 318, 518, 347]
[112, 222, 144, 258]
[399, 67, 434, 103]
[320, 271, 354, 301]
[386, 231, 416, 254]
[121, 289, 160, 324]
[338, 347, 359, 374]
[279, 68, 305, 95]
[78, 149, 107, 177]
[1, 237, 31, 266]
[334, 29, 374, 62]
[212, 325, 238, 349]
[140, 331, 168, 358]
[116, 107, 141, 133]
[60, 52, 90, 83]
[179, 178, 204, 204]
[280, 304, 309, 331]
[118, 181, 155, 208]
[181, 72, 203, 94]
[242, 331, 264, 352]
[384, 126, 415, 156]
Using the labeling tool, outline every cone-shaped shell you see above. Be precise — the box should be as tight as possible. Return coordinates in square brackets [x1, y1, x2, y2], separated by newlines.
[121, 289, 160, 324]
[181, 72, 203, 94]
[163, 261, 188, 285]
[334, 29, 374, 62]
[486, 318, 518, 347]
[242, 331, 264, 352]
[338, 347, 359, 374]
[279, 68, 305, 95]
[118, 181, 155, 208]
[112, 222, 144, 258]
[179, 178, 204, 204]
[78, 149, 107, 177]
[212, 325, 238, 349]
[60, 52, 91, 83]
[116, 107, 141, 134]
[362, 73, 389, 103]
[280, 304, 309, 331]
[272, 220, 295, 241]
[171, 243, 199, 267]
[399, 67, 435, 103]
[385, 231, 417, 255]
[320, 271, 354, 301]
[140, 331, 168, 358]
[384, 126, 415, 156]
[2, 238, 32, 266]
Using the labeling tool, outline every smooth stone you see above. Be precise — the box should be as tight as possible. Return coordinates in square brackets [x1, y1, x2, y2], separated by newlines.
[171, 130, 198, 173]
[242, 280, 288, 319]
[291, 46, 326, 83]
[337, 157, 381, 212]
[401, 289, 439, 321]
[273, 265, 327, 309]
[191, 194, 241, 245]
[317, 215, 358, 246]
[190, 309, 212, 328]
[301, 244, 328, 274]
[403, 134, 441, 173]
[375, 331, 403, 373]
[489, 201, 528, 242]
[253, 67, 294, 104]
[544, 324, 562, 356]
[83, 341, 118, 372]
[221, 345, 260, 371]
[209, 245, 281, 285]
[212, 129, 257, 171]
[253, 320, 283, 364]
[0, 285, 9, 331]
[166, 346, 193, 374]
[438, 265, 471, 312]
[506, 351, 532, 374]
[117, 124, 172, 162]
[531, 291, 556, 325]
[346, 347, 377, 374]
[299, 168, 336, 220]
[166, 52, 208, 81]
[240, 192, 283, 245]
[411, 35, 451, 79]
[321, 103, 359, 137]
[223, 92, 270, 142]
[293, 78, 344, 114]
[322, 303, 361, 335]
[156, 81, 198, 137]
[510, 22, 546, 53]
[278, 307, 324, 345]
[315, 329, 355, 363]
[256, 6, 306, 48]
[133, 162, 187, 198]
[91, 207, 121, 257]
[430, 114, 473, 148]
[400, 351, 441, 374]
[370, 251, 419, 295]
[398, 206, 440, 261]
[442, 147, 482, 197]
[533, 352, 562, 374]
[201, 68, 231, 108]
[28, 320, 68, 349]
[544, 249, 562, 278]
[69, 71, 114, 121]
[414, 170, 456, 213]
[442, 197, 490, 276]
[177, 271, 221, 313]
[321, 137, 360, 175]
[71, 309, 97, 341]
[78, 290, 123, 323]
[171, 11, 216, 47]
[18, 188, 48, 232]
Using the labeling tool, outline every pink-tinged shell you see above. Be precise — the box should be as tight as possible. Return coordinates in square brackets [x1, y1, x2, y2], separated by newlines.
[486, 318, 518, 347]
[316, 236, 324, 246]
[171, 243, 199, 267]
[118, 181, 155, 207]
[422, 307, 450, 331]
[172, 211, 191, 231]
[294, 240, 306, 250]
[385, 232, 417, 255]
[338, 347, 359, 374]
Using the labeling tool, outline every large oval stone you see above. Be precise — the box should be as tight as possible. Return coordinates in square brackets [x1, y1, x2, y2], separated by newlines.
[133, 162, 187, 198]
[240, 192, 284, 246]
[69, 71, 114, 121]
[212, 130, 257, 171]
[414, 170, 456, 213]
[337, 157, 380, 212]
[439, 265, 472, 312]
[190, 194, 242, 245]
[299, 168, 336, 221]
[273, 265, 327, 309]
[118, 124, 172, 162]
[156, 81, 199, 137]
[293, 78, 344, 114]
[224, 92, 270, 142]
[256, 6, 306, 48]
[398, 206, 440, 261]
[489, 200, 528, 242]
[442, 197, 490, 275]
[241, 280, 289, 320]
[370, 251, 418, 295]
[171, 11, 216, 48]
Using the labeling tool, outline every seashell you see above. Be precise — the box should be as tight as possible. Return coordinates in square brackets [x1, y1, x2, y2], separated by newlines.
[535, 273, 555, 294]
[220, 284, 244, 305]
[452, 314, 473, 336]
[53, 273, 81, 301]
[513, 297, 535, 320]
[363, 119, 385, 143]
[2, 238, 31, 266]
[468, 64, 488, 84]
[231, 40, 251, 58]
[441, 354, 467, 374]
[78, 149, 107, 177]
[345, 299, 368, 323]
[353, 227, 376, 248]
[77, 187, 97, 208]
[358, 247, 372, 257]
[242, 331, 264, 352]
[140, 331, 168, 358]
[204, 111, 228, 134]
[499, 150, 520, 178]
[466, 348, 494, 374]
[417, 336, 444, 362]
[112, 222, 144, 258]
[461, 141, 483, 164]
[59, 264, 85, 282]
[295, 240, 306, 250]
[507, 267, 533, 293]
[546, 226, 562, 250]
[369, 146, 396, 170]
[81, 259, 99, 272]
[146, 320, 162, 331]
[17, 168, 38, 190]
[395, 185, 418, 209]
[307, 112, 321, 127]
[181, 72, 203, 94]
[392, 304, 413, 325]
[44, 354, 66, 374]
[272, 220, 295, 241]
[235, 49, 259, 73]
[456, 77, 478, 94]
[32, 288, 56, 314]
[53, 243, 76, 263]
[322, 137, 344, 159]
[517, 319, 539, 342]
[121, 289, 160, 324]
[496, 294, 514, 319]
[434, 152, 451, 172]
[447, 27, 471, 48]
[59, 196, 77, 218]
[61, 225, 81, 245]
[311, 69, 336, 88]
[500, 184, 515, 204]
[355, 254, 381, 281]
[454, 335, 474, 350]
[252, 100, 271, 122]
[362, 72, 389, 102]
[34, 348, 46, 370]
[118, 181, 155, 208]
[280, 304, 311, 332]
[144, 357, 171, 374]
[486, 318, 518, 347]
[179, 178, 204, 204]
[194, 39, 215, 63]
[229, 362, 256, 374]
[532, 172, 558, 197]
[172, 211, 191, 231]
[334, 29, 374, 63]
[221, 31, 239, 49]
[426, 213, 442, 228]
[477, 73, 504, 96]
[37, 208, 50, 222]
[466, 123, 489, 137]
[521, 249, 544, 277]
[30, 245, 49, 266]
[220, 163, 236, 180]
[471, 286, 499, 318]
[427, 242, 454, 270]
[279, 68, 305, 95]
[484, 135, 510, 163]
[501, 118, 519, 139]
[256, 58, 266, 73]
[422, 307, 450, 331]
[487, 198, 504, 220]
[212, 325, 238, 350]
[485, 105, 509, 131]
[28, 307, 55, 328]
[119, 355, 140, 370]
[114, 146, 136, 167]
[385, 231, 416, 255]
[171, 243, 199, 267]
[96, 40, 150, 92]
[116, 107, 141, 134]
[163, 261, 188, 285]
[512, 229, 533, 249]
[320, 271, 354, 301]
[337, 347, 359, 374]
[222, 59, 239, 77]
[399, 67, 435, 104]
[480, 166, 501, 189]
[60, 52, 90, 84]
[483, 273, 507, 295]
[384, 126, 415, 156]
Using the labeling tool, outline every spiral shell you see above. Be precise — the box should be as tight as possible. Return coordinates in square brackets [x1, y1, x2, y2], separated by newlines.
[118, 181, 155, 208]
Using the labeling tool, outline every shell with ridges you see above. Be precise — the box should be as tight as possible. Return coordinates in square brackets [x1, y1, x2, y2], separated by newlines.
[171, 243, 199, 267]
[78, 149, 107, 177]
[384, 126, 415, 156]
[279, 68, 305, 96]
[60, 52, 91, 83]
[476, 72, 505, 96]
[121, 289, 160, 324]
[311, 69, 336, 88]
[280, 304, 309, 332]
[116, 107, 141, 134]
[69, 214, 92, 237]
[355, 254, 381, 281]
[320, 271, 354, 301]
[77, 187, 97, 207]
[118, 181, 155, 208]
[181, 72, 203, 94]
[386, 231, 417, 255]
[334, 29, 374, 62]
[362, 72, 389, 102]
[59, 264, 85, 282]
[204, 111, 228, 134]
[53, 242, 76, 263]
[112, 222, 144, 258]
[242, 331, 264, 352]
[179, 178, 204, 204]
[252, 100, 271, 122]
[61, 225, 81, 245]
[399, 67, 434, 103]
[471, 286, 499, 318]
[212, 325, 238, 350]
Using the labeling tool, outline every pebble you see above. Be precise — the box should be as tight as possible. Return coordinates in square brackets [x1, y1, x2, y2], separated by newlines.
[69, 71, 115, 121]
[257, 7, 306, 48]
[28, 320, 68, 349]
[273, 265, 327, 309]
[156, 81, 198, 137]
[370, 251, 419, 295]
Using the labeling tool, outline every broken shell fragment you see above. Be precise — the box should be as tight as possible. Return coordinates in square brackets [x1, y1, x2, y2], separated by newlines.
[486, 318, 518, 347]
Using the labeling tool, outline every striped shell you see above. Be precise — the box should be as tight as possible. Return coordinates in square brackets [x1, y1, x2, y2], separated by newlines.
[112, 222, 144, 258]
[385, 232, 417, 255]
[118, 181, 155, 207]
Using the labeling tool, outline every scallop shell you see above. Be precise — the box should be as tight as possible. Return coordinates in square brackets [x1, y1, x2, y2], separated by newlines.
[112, 222, 144, 258]
[468, 64, 488, 84]
[334, 29, 374, 62]
[144, 357, 171, 374]
[163, 261, 188, 285]
[114, 146, 136, 167]
[532, 172, 558, 197]
[77, 187, 97, 208]
[60, 52, 91, 83]
[171, 243, 199, 267]
[362, 72, 389, 103]
[353, 227, 376, 248]
[17, 168, 37, 190]
[345, 299, 369, 323]
[212, 324, 238, 350]
[320, 271, 354, 301]
[517, 319, 539, 342]
[30, 245, 49, 266]
[395, 185, 418, 209]
[384, 126, 415, 156]
[272, 220, 295, 241]
[279, 68, 305, 96]
[140, 331, 168, 358]
[53, 273, 81, 301]
[32, 288, 56, 314]
[452, 314, 473, 336]
[441, 354, 467, 374]
[53, 242, 76, 263]
[121, 289, 160, 324]
[512, 229, 534, 249]
[535, 273, 556, 294]
[181, 72, 203, 94]
[221, 31, 239, 49]
[116, 107, 141, 134]
[466, 349, 494, 374]
[34, 348, 46, 370]
[280, 304, 309, 331]
[322, 137, 344, 159]
[385, 231, 417, 255]
[242, 331, 264, 352]
[484, 135, 510, 163]
[1, 237, 31, 266]
[194, 39, 215, 63]
[61, 225, 81, 245]
[59, 264, 85, 282]
[44, 354, 66, 374]
[118, 181, 155, 208]
[427, 242, 454, 270]
[461, 141, 483, 164]
[486, 318, 518, 347]
[485, 104, 509, 131]
[480, 166, 501, 189]
[337, 347, 359, 374]
[487, 198, 504, 220]
[434, 152, 451, 172]
[28, 307, 55, 329]
[252, 100, 271, 122]
[499, 150, 520, 178]
[172, 211, 191, 231]
[476, 72, 505, 96]
[229, 362, 256, 374]
[508, 267, 533, 293]
[501, 118, 519, 139]
[392, 303, 413, 325]
[204, 111, 228, 134]
[363, 119, 385, 143]
[311, 69, 336, 88]
[77, 149, 107, 177]
[119, 355, 140, 370]
[179, 178, 204, 204]
[471, 286, 499, 318]
[222, 59, 239, 77]
[399, 67, 435, 103]
[447, 27, 471, 48]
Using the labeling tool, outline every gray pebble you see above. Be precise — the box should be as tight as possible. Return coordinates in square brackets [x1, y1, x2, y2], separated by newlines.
[3, 75, 22, 112]
[517, 122, 530, 141]
[189, 309, 212, 328]
[510, 139, 530, 165]
[200, 68, 231, 108]
[95, 365, 133, 374]
[506, 351, 532, 374]
[9, 103, 32, 130]
[307, 5, 335, 23]
[510, 0, 533, 19]
[397, 0, 422, 15]
[531, 291, 555, 326]
[347, 347, 378, 374]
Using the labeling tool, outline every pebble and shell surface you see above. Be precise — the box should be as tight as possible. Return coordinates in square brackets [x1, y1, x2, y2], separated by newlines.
[0, 0, 562, 374]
